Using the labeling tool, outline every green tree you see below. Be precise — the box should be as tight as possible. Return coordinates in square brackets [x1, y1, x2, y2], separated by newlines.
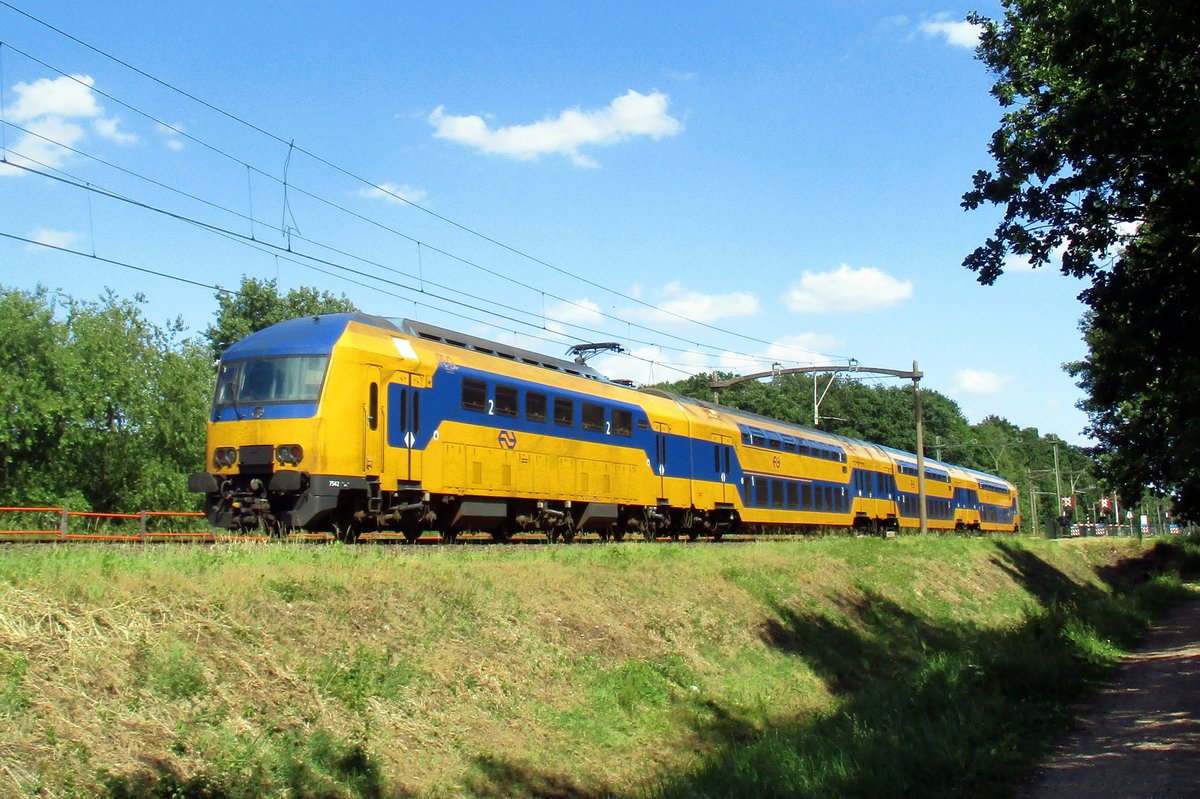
[57, 292, 213, 511]
[963, 1, 1200, 517]
[0, 287, 69, 505]
[0, 287, 211, 512]
[205, 276, 358, 359]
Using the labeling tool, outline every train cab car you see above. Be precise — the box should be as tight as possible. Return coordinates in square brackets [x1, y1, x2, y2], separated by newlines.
[188, 313, 431, 533]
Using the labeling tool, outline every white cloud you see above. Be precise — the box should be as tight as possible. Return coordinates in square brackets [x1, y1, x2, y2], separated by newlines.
[26, 228, 79, 251]
[156, 122, 185, 151]
[6, 75, 100, 121]
[544, 298, 604, 334]
[763, 333, 846, 363]
[919, 15, 982, 49]
[784, 264, 913, 313]
[92, 116, 139, 146]
[627, 281, 760, 323]
[356, 182, 428, 205]
[5, 116, 87, 170]
[953, 369, 1013, 395]
[2, 73, 142, 176]
[429, 89, 682, 167]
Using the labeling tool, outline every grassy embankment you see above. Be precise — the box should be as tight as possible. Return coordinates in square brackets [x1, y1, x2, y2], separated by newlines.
[0, 534, 1196, 798]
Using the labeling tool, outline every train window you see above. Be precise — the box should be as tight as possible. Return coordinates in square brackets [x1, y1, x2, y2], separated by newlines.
[799, 443, 811, 457]
[612, 409, 633, 437]
[754, 479, 768, 507]
[462, 378, 487, 412]
[824, 486, 834, 511]
[802, 483, 812, 509]
[766, 432, 782, 450]
[781, 435, 798, 453]
[368, 383, 378, 430]
[787, 482, 799, 509]
[714, 444, 721, 473]
[772, 481, 784, 508]
[526, 391, 547, 423]
[412, 392, 420, 432]
[582, 402, 605, 432]
[495, 385, 518, 418]
[554, 397, 574, 427]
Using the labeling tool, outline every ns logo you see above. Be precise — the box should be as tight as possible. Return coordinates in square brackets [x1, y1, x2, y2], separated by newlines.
[497, 430, 518, 450]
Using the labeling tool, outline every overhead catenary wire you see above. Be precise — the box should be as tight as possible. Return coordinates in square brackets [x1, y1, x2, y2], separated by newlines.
[0, 61, 812, 370]
[1, 112, 842, 376]
[0, 154, 703, 361]
[0, 4, 857, 366]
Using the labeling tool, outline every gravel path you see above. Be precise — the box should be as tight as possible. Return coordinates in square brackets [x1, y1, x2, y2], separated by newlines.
[1017, 597, 1200, 798]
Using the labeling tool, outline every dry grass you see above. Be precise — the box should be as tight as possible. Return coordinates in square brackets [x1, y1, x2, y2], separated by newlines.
[0, 536, 1166, 798]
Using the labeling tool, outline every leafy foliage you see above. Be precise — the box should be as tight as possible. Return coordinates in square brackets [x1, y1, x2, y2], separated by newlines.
[0, 287, 211, 511]
[963, 1, 1200, 517]
[204, 276, 357, 360]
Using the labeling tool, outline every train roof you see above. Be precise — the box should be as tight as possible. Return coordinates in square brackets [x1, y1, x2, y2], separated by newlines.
[645, 387, 1013, 484]
[221, 313, 400, 359]
[222, 314, 616, 383]
[644, 387, 853, 446]
[398, 319, 613, 383]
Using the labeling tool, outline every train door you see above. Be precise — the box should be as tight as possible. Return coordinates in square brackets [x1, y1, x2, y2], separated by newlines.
[390, 372, 424, 482]
[712, 434, 734, 503]
[364, 365, 384, 475]
[654, 422, 670, 501]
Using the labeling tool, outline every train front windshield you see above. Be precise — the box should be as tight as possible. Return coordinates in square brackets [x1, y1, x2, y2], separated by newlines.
[215, 355, 330, 408]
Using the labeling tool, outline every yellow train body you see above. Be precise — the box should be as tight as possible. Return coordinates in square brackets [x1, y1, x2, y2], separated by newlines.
[189, 314, 1020, 539]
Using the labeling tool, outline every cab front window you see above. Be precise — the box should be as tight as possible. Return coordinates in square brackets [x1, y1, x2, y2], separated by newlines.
[215, 355, 330, 408]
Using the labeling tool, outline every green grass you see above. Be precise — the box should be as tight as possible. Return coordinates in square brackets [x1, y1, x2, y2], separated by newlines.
[0, 535, 1195, 798]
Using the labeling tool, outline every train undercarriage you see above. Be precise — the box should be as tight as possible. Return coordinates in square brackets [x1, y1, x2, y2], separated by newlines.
[189, 470, 741, 543]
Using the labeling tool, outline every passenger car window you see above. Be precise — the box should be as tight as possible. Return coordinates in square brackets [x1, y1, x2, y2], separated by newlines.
[495, 384, 518, 418]
[554, 397, 574, 427]
[462, 378, 487, 412]
[526, 391, 547, 422]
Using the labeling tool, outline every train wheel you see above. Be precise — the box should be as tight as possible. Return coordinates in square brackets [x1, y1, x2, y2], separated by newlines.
[611, 528, 626, 542]
[402, 527, 422, 544]
[441, 530, 458, 544]
[491, 526, 513, 543]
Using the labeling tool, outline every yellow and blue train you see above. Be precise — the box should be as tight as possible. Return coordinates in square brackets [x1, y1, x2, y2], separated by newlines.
[188, 313, 1020, 540]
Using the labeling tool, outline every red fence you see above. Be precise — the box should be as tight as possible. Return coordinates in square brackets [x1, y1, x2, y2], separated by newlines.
[0, 506, 214, 542]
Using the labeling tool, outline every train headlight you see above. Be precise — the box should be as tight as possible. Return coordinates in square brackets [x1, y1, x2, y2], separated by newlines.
[213, 447, 238, 468]
[275, 444, 304, 465]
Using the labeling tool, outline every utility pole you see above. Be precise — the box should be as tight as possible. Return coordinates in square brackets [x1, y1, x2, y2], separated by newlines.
[1053, 443, 1064, 516]
[913, 360, 928, 535]
[1027, 477, 1037, 538]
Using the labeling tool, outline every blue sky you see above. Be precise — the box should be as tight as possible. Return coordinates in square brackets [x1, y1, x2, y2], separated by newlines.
[0, 1, 1095, 444]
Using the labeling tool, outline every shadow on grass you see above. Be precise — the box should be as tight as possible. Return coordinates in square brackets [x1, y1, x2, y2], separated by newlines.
[649, 537, 1199, 799]
[463, 754, 612, 799]
[101, 733, 402, 799]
